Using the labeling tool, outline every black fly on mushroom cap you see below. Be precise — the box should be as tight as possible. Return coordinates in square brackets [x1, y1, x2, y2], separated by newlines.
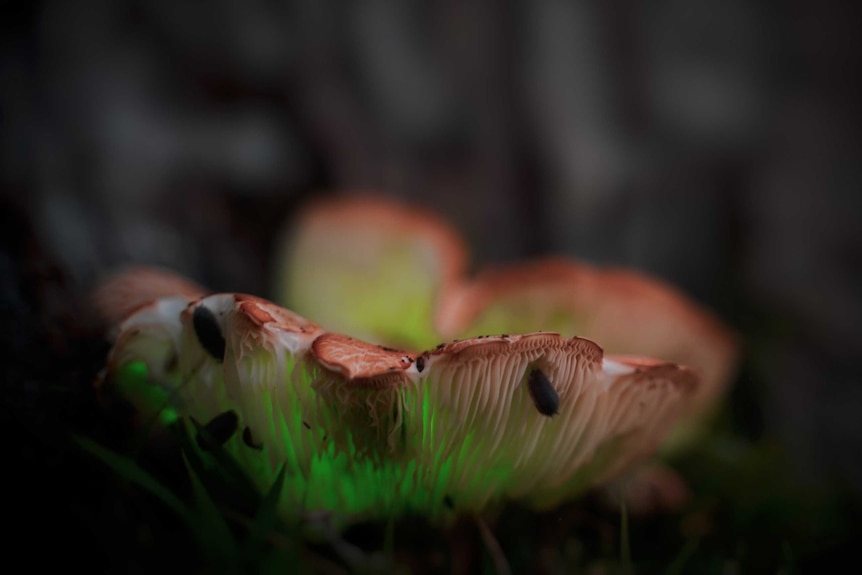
[192, 305, 226, 361]
[527, 368, 560, 416]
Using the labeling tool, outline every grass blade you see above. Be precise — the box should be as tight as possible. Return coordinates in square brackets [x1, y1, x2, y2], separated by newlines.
[190, 416, 261, 504]
[182, 453, 240, 569]
[243, 464, 287, 560]
[74, 435, 192, 526]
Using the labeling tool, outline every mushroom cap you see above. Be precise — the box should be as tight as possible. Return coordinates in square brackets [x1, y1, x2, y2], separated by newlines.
[436, 258, 739, 447]
[100, 280, 698, 523]
[273, 194, 468, 350]
[91, 266, 208, 328]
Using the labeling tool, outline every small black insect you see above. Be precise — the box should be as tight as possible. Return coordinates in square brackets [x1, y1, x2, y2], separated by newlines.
[527, 368, 560, 417]
[195, 410, 239, 451]
[302, 421, 311, 430]
[415, 356, 425, 373]
[193, 305, 226, 361]
[242, 426, 263, 450]
[443, 495, 455, 509]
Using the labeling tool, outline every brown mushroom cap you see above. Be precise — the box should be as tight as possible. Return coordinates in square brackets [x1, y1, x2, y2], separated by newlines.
[91, 266, 208, 328]
[312, 333, 416, 385]
[436, 258, 738, 441]
[273, 194, 468, 349]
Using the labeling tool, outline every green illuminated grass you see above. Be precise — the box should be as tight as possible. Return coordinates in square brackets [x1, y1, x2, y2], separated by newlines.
[92, 348, 858, 575]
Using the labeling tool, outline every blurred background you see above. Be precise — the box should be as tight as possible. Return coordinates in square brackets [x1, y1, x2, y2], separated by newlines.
[2, 0, 861, 572]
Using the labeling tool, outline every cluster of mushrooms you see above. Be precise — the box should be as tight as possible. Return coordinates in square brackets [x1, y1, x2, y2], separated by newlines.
[93, 196, 738, 525]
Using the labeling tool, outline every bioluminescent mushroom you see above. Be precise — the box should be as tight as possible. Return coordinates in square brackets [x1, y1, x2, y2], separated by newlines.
[96, 267, 698, 524]
[275, 196, 738, 451]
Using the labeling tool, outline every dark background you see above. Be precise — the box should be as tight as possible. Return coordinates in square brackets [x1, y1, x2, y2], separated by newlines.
[2, 1, 861, 572]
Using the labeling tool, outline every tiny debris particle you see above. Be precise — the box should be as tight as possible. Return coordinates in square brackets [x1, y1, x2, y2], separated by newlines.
[527, 368, 560, 417]
[415, 356, 425, 373]
[192, 305, 226, 361]
[443, 495, 455, 509]
[196, 410, 239, 450]
[302, 421, 311, 430]
[242, 426, 263, 450]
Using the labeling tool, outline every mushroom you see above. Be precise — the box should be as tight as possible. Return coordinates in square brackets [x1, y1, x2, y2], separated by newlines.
[436, 257, 739, 449]
[97, 268, 698, 524]
[276, 197, 738, 451]
[273, 195, 467, 350]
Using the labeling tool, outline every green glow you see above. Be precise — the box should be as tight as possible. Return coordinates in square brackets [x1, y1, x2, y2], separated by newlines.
[281, 241, 441, 349]
[114, 338, 611, 526]
[115, 361, 179, 426]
